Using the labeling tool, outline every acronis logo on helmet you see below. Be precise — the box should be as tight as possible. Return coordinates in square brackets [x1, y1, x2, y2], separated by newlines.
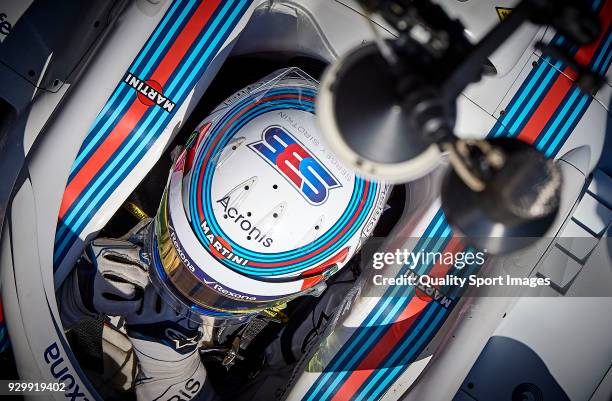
[249, 126, 341, 205]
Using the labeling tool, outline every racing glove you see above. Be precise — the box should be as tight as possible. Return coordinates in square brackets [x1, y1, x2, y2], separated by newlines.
[126, 286, 216, 401]
[59, 237, 150, 328]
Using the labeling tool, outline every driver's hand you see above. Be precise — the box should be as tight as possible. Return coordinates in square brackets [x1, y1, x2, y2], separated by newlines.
[59, 238, 149, 327]
[125, 286, 216, 401]
[125, 284, 202, 354]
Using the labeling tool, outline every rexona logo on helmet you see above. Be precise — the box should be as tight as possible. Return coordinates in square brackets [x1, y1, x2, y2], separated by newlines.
[149, 68, 389, 324]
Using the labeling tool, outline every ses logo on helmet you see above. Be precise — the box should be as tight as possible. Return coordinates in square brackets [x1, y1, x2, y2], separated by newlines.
[249, 126, 341, 205]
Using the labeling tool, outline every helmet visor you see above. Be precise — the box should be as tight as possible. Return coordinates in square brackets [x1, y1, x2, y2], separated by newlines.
[149, 188, 294, 324]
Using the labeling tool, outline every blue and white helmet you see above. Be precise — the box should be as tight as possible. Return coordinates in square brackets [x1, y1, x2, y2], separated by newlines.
[150, 68, 389, 323]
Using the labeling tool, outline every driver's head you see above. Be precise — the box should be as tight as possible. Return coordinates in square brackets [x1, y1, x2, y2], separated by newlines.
[149, 69, 388, 325]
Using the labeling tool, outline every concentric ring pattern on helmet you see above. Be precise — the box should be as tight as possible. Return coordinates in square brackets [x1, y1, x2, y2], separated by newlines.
[151, 68, 389, 317]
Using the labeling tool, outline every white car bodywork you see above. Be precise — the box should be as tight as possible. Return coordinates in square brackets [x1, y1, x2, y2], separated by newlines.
[0, 1, 611, 400]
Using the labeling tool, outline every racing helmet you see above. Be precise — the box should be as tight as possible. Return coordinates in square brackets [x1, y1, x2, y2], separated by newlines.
[149, 68, 389, 324]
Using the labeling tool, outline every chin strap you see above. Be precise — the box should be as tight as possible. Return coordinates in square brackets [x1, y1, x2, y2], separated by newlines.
[226, 305, 289, 370]
[221, 316, 271, 370]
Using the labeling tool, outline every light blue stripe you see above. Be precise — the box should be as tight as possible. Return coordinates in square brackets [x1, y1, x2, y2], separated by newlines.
[316, 17, 610, 400]
[363, 223, 450, 325]
[69, 85, 133, 175]
[308, 230, 447, 401]
[192, 99, 358, 266]
[593, 0, 603, 11]
[308, 33, 565, 401]
[306, 223, 451, 400]
[592, 30, 612, 70]
[89, 85, 129, 139]
[506, 61, 563, 135]
[359, 262, 477, 401]
[56, 1, 245, 259]
[492, 60, 549, 137]
[306, 270, 434, 399]
[536, 88, 580, 151]
[537, 26, 612, 153]
[545, 94, 589, 157]
[600, 46, 612, 75]
[366, 308, 447, 401]
[61, 0, 238, 241]
[69, 0, 197, 175]
[90, 0, 188, 126]
[314, 291, 419, 401]
[133, 0, 196, 72]
[355, 220, 448, 329]
[600, 41, 612, 73]
[191, 95, 376, 267]
[355, 306, 440, 401]
[355, 218, 447, 329]
[537, 24, 612, 153]
[308, 221, 453, 400]
[305, 218, 449, 399]
[55, 2, 250, 258]
[140, 0, 199, 75]
[492, 51, 566, 139]
[191, 105, 377, 272]
[357, 22, 611, 401]
[88, 0, 186, 131]
[165, 0, 248, 98]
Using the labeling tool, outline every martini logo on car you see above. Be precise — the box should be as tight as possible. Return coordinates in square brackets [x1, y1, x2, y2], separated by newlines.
[123, 72, 176, 112]
[249, 126, 341, 205]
